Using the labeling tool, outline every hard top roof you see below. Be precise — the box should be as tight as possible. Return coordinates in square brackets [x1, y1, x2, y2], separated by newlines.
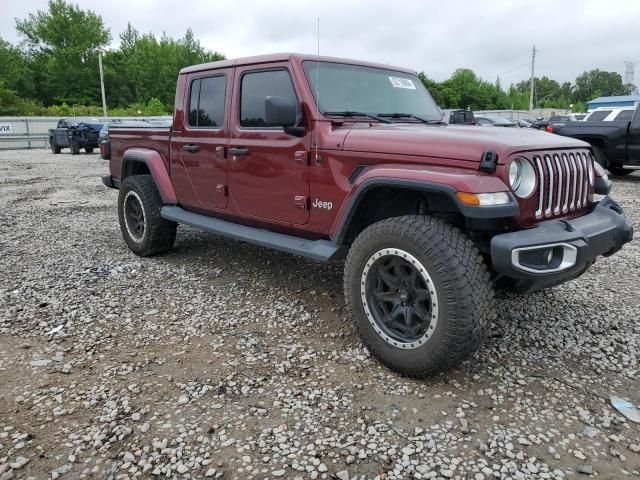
[179, 53, 416, 75]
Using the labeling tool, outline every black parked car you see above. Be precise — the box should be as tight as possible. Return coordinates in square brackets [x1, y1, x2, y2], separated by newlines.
[49, 119, 104, 155]
[474, 115, 518, 127]
[531, 115, 571, 131]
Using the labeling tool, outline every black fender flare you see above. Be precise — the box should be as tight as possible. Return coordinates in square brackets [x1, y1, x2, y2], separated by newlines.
[121, 149, 177, 204]
[332, 178, 519, 244]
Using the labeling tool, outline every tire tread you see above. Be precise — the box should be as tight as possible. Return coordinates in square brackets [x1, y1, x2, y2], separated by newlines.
[343, 215, 494, 377]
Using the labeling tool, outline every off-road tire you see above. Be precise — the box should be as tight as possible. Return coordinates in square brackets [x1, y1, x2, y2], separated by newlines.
[344, 215, 494, 377]
[70, 141, 80, 155]
[118, 175, 177, 257]
[85, 147, 94, 153]
[50, 140, 61, 154]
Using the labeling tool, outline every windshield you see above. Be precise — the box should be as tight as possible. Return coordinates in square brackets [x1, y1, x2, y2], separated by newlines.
[302, 61, 442, 121]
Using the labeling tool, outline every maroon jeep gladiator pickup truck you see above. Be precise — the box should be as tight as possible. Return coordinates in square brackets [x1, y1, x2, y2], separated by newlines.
[102, 53, 632, 377]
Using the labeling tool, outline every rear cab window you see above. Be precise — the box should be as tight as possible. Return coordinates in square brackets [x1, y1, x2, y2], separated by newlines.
[613, 110, 633, 121]
[188, 75, 227, 128]
[586, 110, 611, 121]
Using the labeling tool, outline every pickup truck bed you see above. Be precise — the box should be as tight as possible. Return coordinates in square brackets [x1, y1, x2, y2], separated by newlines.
[108, 126, 170, 179]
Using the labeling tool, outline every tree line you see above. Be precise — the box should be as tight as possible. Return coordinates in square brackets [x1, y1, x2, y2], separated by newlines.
[0, 0, 635, 116]
[419, 68, 634, 113]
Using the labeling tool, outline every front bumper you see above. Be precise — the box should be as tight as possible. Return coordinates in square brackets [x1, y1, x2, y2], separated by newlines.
[491, 197, 633, 292]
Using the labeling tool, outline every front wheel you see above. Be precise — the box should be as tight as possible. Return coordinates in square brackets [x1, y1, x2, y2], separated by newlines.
[118, 175, 177, 256]
[344, 215, 494, 377]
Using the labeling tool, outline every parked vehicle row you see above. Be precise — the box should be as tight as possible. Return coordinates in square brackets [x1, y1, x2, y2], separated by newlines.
[100, 53, 631, 378]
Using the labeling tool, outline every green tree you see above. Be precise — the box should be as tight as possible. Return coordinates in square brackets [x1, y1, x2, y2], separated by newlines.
[417, 72, 444, 106]
[15, 0, 111, 105]
[0, 38, 36, 99]
[103, 25, 224, 109]
[438, 69, 509, 110]
[573, 69, 632, 103]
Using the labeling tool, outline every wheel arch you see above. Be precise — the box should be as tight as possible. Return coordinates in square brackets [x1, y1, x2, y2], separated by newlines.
[332, 178, 518, 245]
[576, 135, 607, 150]
[121, 148, 177, 205]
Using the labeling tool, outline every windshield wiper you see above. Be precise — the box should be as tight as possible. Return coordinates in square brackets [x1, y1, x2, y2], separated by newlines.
[323, 111, 391, 124]
[378, 113, 444, 124]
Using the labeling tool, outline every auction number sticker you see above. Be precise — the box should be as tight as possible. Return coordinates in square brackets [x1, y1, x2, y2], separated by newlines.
[389, 76, 416, 89]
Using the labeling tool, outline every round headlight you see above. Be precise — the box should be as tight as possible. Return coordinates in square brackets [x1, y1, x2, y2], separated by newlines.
[509, 160, 522, 190]
[509, 157, 536, 198]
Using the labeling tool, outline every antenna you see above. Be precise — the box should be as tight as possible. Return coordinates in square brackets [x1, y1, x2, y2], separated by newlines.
[315, 17, 320, 164]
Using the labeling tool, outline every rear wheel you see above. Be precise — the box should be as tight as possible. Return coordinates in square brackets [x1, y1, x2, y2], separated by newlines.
[344, 215, 494, 377]
[118, 175, 177, 256]
[50, 140, 61, 154]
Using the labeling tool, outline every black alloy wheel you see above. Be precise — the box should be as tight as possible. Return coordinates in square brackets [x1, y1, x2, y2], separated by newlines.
[364, 252, 436, 347]
[124, 191, 145, 241]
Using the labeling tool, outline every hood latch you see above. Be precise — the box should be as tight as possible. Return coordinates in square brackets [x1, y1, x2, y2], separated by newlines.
[480, 151, 498, 173]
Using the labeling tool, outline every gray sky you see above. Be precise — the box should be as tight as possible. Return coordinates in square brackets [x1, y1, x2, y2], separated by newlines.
[2, 0, 638, 87]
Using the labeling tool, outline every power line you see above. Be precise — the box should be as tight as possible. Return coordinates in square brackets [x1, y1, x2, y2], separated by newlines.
[497, 62, 531, 78]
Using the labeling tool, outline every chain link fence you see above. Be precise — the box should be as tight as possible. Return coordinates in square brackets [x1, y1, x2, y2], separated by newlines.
[0, 116, 172, 150]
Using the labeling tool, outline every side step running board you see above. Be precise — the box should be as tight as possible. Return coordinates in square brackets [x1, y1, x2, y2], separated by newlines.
[160, 206, 344, 262]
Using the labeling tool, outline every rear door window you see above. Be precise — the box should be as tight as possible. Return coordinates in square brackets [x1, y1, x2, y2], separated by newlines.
[188, 75, 226, 128]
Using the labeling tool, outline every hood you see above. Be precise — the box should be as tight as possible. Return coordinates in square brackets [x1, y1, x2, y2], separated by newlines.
[340, 123, 588, 163]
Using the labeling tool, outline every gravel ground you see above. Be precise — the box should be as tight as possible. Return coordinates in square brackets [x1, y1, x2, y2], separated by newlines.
[0, 148, 639, 480]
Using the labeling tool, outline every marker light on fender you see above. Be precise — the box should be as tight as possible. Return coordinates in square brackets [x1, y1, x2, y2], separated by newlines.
[456, 191, 510, 206]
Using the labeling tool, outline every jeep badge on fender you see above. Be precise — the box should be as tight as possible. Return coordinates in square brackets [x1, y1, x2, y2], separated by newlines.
[312, 199, 333, 210]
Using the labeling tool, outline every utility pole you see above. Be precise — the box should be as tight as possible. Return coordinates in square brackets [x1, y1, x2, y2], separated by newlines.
[98, 51, 108, 118]
[529, 45, 536, 112]
[625, 60, 637, 94]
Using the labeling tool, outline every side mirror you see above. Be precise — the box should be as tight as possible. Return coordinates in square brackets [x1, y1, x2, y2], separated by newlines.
[265, 96, 298, 128]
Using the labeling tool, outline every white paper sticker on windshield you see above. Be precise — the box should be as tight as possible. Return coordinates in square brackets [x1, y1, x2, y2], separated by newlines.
[389, 76, 416, 89]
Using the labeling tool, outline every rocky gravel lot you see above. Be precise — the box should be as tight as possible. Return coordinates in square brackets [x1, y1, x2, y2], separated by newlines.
[0, 148, 639, 480]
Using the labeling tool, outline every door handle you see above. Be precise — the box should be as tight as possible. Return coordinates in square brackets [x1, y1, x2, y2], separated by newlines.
[229, 147, 250, 157]
[182, 144, 200, 153]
